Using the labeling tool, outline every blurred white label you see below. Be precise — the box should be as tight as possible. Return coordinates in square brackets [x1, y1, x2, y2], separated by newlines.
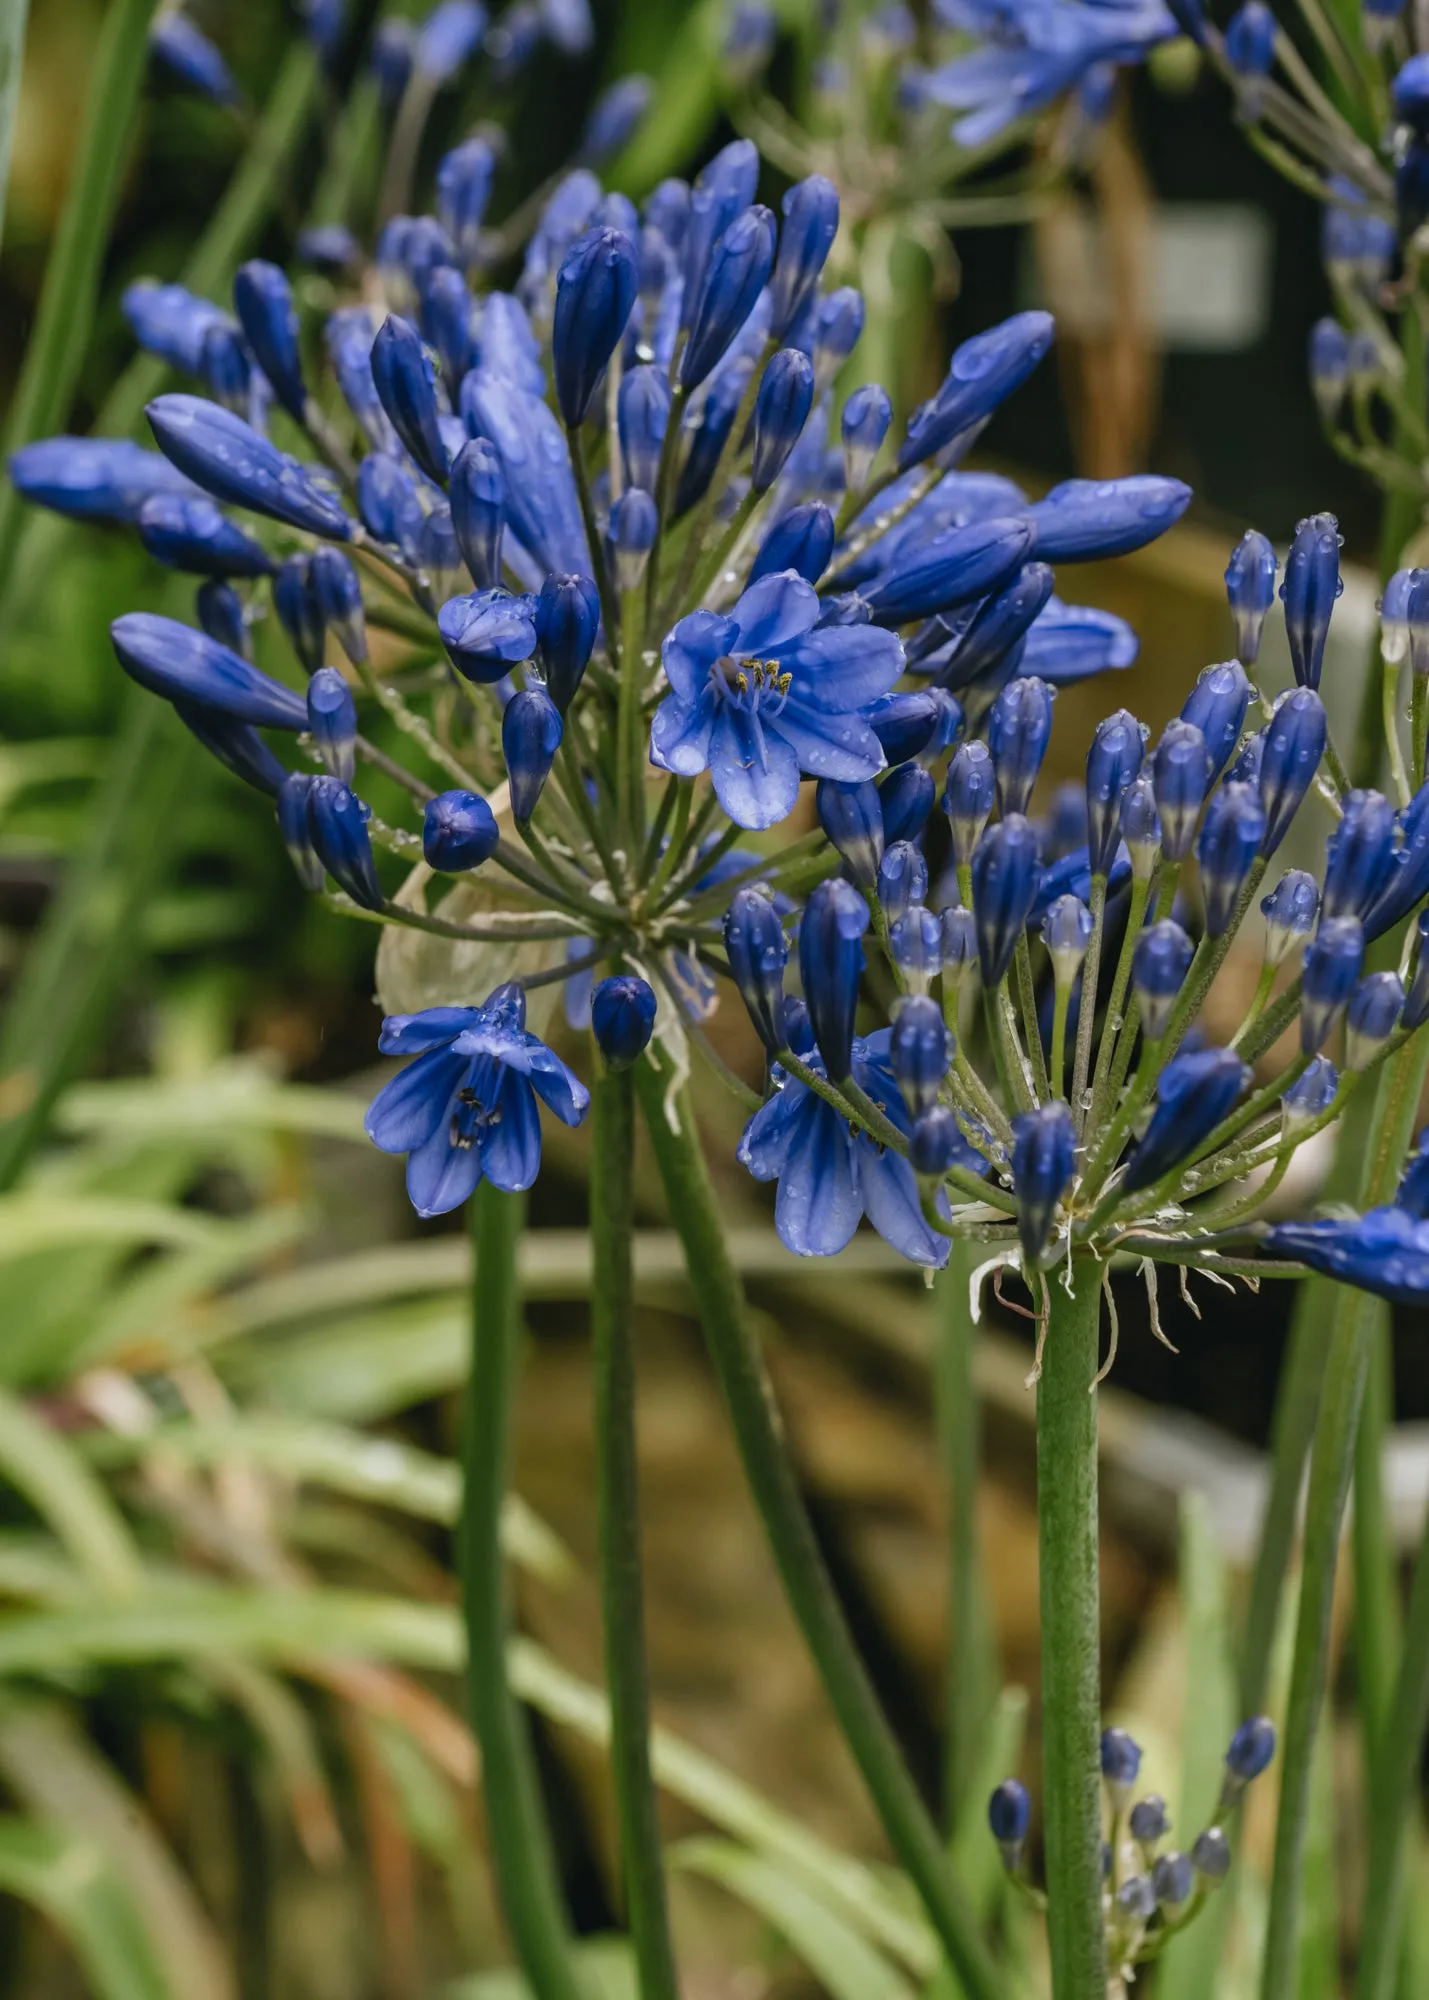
[1023, 204, 1272, 351]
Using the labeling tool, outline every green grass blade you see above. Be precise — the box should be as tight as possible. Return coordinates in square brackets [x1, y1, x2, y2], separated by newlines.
[0, 1815, 168, 2000]
[948, 1687, 1029, 1927]
[0, 0, 31, 254]
[0, 1386, 143, 1596]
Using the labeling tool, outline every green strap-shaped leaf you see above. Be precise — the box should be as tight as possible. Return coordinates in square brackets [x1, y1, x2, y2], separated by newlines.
[0, 1815, 169, 2000]
[0, 1386, 143, 1596]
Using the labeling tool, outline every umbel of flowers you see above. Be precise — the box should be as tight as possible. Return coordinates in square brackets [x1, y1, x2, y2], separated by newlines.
[20, 71, 1429, 2000]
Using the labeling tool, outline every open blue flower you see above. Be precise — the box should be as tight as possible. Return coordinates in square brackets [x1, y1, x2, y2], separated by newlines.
[738, 1029, 985, 1263]
[650, 571, 904, 830]
[365, 984, 589, 1217]
[927, 0, 1177, 147]
[1266, 1205, 1429, 1306]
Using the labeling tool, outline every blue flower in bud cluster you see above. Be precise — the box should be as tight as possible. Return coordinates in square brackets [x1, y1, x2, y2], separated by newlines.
[868, 689, 962, 766]
[941, 906, 978, 982]
[135, 494, 273, 578]
[439, 588, 537, 683]
[752, 349, 815, 491]
[988, 675, 1054, 815]
[799, 877, 869, 1081]
[878, 840, 928, 921]
[1347, 330, 1380, 390]
[1133, 919, 1194, 1039]
[196, 579, 248, 656]
[146, 394, 352, 539]
[279, 773, 324, 889]
[177, 701, 287, 796]
[371, 16, 414, 102]
[1301, 915, 1365, 1052]
[198, 322, 252, 413]
[1346, 972, 1404, 1068]
[1024, 475, 1192, 562]
[1153, 1852, 1195, 1913]
[1280, 512, 1342, 690]
[578, 75, 653, 165]
[535, 572, 600, 711]
[1283, 1055, 1339, 1130]
[1181, 661, 1251, 784]
[372, 315, 449, 484]
[1129, 1795, 1169, 1843]
[1393, 49, 1429, 131]
[449, 437, 506, 588]
[274, 555, 326, 673]
[934, 562, 1055, 694]
[150, 14, 241, 105]
[1123, 1047, 1250, 1193]
[233, 261, 306, 422]
[987, 1778, 1030, 1868]
[421, 265, 475, 381]
[909, 1105, 973, 1175]
[681, 141, 759, 324]
[617, 369, 671, 500]
[1225, 1715, 1277, 1784]
[1012, 1102, 1076, 1264]
[7, 436, 203, 525]
[842, 384, 893, 493]
[311, 547, 367, 665]
[863, 517, 1036, 626]
[1323, 788, 1396, 921]
[817, 778, 885, 889]
[944, 740, 998, 864]
[1382, 566, 1414, 664]
[651, 573, 903, 830]
[874, 769, 931, 851]
[423, 788, 499, 872]
[111, 611, 306, 728]
[1197, 782, 1265, 934]
[503, 686, 563, 821]
[1225, 0, 1275, 102]
[1269, 1203, 1429, 1305]
[1261, 869, 1320, 963]
[1402, 150, 1429, 251]
[308, 776, 383, 909]
[591, 974, 658, 1068]
[749, 502, 835, 586]
[552, 228, 638, 427]
[1118, 1875, 1156, 1921]
[1122, 773, 1161, 878]
[1192, 1828, 1231, 1883]
[1153, 719, 1211, 861]
[1404, 911, 1429, 1029]
[307, 667, 357, 783]
[899, 312, 1054, 469]
[1043, 894, 1094, 985]
[1258, 688, 1326, 858]
[811, 286, 866, 393]
[767, 175, 839, 340]
[1406, 568, 1429, 677]
[1396, 1125, 1429, 1214]
[972, 815, 1042, 987]
[1086, 708, 1145, 877]
[354, 453, 419, 555]
[725, 888, 789, 1053]
[540, 0, 595, 57]
[890, 994, 951, 1114]
[1101, 1728, 1142, 1797]
[365, 986, 589, 1217]
[416, 0, 488, 81]
[608, 489, 658, 591]
[124, 280, 230, 372]
[680, 205, 778, 390]
[889, 907, 943, 993]
[437, 138, 496, 262]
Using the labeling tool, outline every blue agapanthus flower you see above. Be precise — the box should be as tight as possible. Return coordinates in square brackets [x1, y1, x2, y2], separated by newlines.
[650, 571, 905, 829]
[1265, 1206, 1429, 1306]
[738, 1029, 983, 1262]
[365, 984, 590, 1217]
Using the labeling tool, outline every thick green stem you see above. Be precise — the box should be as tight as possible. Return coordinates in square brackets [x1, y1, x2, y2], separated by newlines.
[1037, 1264, 1106, 2000]
[591, 1070, 680, 2000]
[935, 1249, 995, 1835]
[462, 1186, 582, 2000]
[633, 1059, 1002, 2000]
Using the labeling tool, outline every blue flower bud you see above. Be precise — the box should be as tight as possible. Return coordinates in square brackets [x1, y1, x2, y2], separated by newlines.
[679, 205, 778, 390]
[592, 974, 658, 1068]
[534, 0, 591, 57]
[1397, 1122, 1429, 1213]
[136, 494, 273, 579]
[552, 227, 639, 427]
[817, 778, 885, 889]
[371, 16, 414, 102]
[123, 279, 230, 372]
[1381, 566, 1414, 666]
[1347, 329, 1380, 391]
[987, 1778, 1030, 1853]
[799, 876, 870, 1080]
[971, 814, 1042, 988]
[274, 554, 326, 674]
[1122, 774, 1161, 879]
[1024, 475, 1192, 562]
[618, 365, 672, 495]
[890, 993, 951, 1114]
[369, 315, 448, 485]
[868, 688, 962, 766]
[111, 610, 306, 728]
[1153, 1852, 1195, 1913]
[1225, 1715, 1276, 1782]
[935, 563, 1055, 694]
[1308, 317, 1350, 425]
[988, 675, 1054, 816]
[308, 775, 382, 908]
[146, 394, 352, 540]
[941, 906, 978, 985]
[535, 572, 600, 711]
[1124, 1047, 1250, 1193]
[177, 701, 287, 794]
[944, 741, 997, 865]
[579, 75, 653, 165]
[1101, 1728, 1142, 1792]
[749, 501, 835, 585]
[1117, 1875, 1157, 1922]
[418, 503, 461, 585]
[878, 840, 928, 922]
[1133, 919, 1194, 1039]
[436, 136, 496, 260]
[751, 349, 815, 492]
[502, 686, 563, 821]
[1407, 568, 1429, 677]
[418, 264, 475, 383]
[1404, 911, 1429, 1029]
[768, 175, 839, 340]
[812, 287, 866, 395]
[1346, 971, 1404, 1068]
[1043, 894, 1093, 985]
[1197, 782, 1265, 935]
[416, 0, 487, 81]
[310, 546, 368, 666]
[723, 1, 776, 76]
[607, 488, 658, 593]
[899, 312, 1053, 470]
[889, 906, 943, 994]
[671, 361, 746, 519]
[8, 435, 202, 525]
[644, 176, 691, 253]
[725, 888, 789, 1053]
[307, 666, 357, 782]
[1301, 915, 1365, 1053]
[448, 437, 506, 589]
[278, 773, 324, 890]
[1393, 49, 1429, 131]
[1086, 709, 1146, 879]
[910, 1105, 971, 1175]
[1191, 1828, 1231, 1883]
[1261, 869, 1320, 964]
[423, 788, 499, 872]
[1129, 1795, 1170, 1844]
[233, 261, 306, 422]
[1226, 0, 1275, 83]
[1153, 720, 1212, 862]
[1283, 1055, 1339, 1132]
[1225, 529, 1279, 666]
[680, 141, 759, 320]
[196, 579, 248, 657]
[880, 763, 935, 846]
[1182, 661, 1252, 785]
[198, 322, 252, 415]
[439, 588, 537, 684]
[1258, 687, 1327, 859]
[1280, 512, 1342, 690]
[1323, 788, 1397, 921]
[1012, 1102, 1075, 1264]
[150, 14, 240, 104]
[863, 517, 1036, 626]
[841, 384, 893, 493]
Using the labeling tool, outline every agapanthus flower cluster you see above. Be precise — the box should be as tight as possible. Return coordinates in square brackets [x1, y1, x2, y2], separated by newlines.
[989, 1716, 1276, 1971]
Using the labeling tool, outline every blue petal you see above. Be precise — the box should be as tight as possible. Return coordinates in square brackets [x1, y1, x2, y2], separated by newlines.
[378, 1007, 480, 1054]
[773, 700, 887, 782]
[365, 1047, 467, 1153]
[663, 610, 737, 702]
[773, 1099, 862, 1256]
[737, 1080, 814, 1180]
[709, 707, 802, 829]
[730, 572, 820, 654]
[650, 686, 718, 776]
[405, 1115, 486, 1216]
[779, 623, 905, 710]
[856, 1140, 952, 1267]
[479, 1071, 544, 1191]
[519, 1040, 592, 1126]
